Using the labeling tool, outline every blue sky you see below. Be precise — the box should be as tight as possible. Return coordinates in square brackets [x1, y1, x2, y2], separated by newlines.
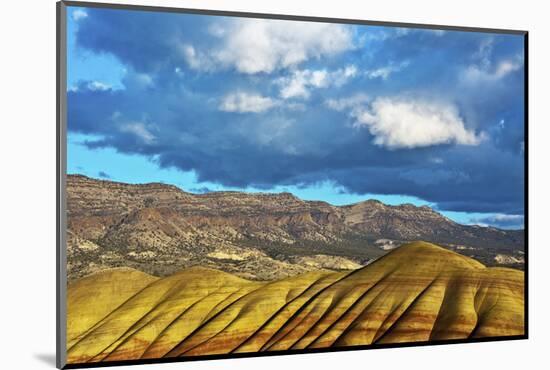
[66, 6, 525, 229]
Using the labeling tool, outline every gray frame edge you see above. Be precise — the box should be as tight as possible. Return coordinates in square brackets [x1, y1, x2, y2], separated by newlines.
[56, 1, 68, 369]
[62, 0, 527, 35]
[55, 2, 528, 369]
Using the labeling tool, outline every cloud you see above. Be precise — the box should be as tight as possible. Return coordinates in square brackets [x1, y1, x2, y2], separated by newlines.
[463, 56, 523, 82]
[86, 81, 111, 91]
[68, 80, 112, 92]
[325, 94, 370, 111]
[399, 168, 471, 186]
[67, 9, 525, 216]
[219, 92, 278, 113]
[180, 44, 215, 71]
[98, 171, 111, 179]
[469, 214, 524, 229]
[430, 30, 446, 36]
[359, 27, 411, 43]
[351, 97, 486, 149]
[213, 19, 354, 74]
[520, 141, 525, 154]
[365, 61, 409, 80]
[122, 71, 153, 90]
[277, 66, 357, 99]
[473, 38, 493, 68]
[72, 9, 88, 21]
[279, 70, 328, 99]
[463, 39, 523, 83]
[189, 186, 214, 194]
[119, 122, 156, 144]
[68, 81, 524, 215]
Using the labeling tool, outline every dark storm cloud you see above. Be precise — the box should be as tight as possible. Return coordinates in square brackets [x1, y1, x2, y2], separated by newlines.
[75, 9, 214, 73]
[189, 187, 214, 194]
[98, 171, 111, 179]
[469, 214, 524, 230]
[68, 7, 525, 215]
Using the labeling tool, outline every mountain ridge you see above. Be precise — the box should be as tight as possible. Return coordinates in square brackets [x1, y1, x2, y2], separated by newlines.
[67, 174, 521, 229]
[66, 174, 524, 281]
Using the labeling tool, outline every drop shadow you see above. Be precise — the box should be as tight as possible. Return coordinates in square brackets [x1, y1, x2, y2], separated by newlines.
[34, 353, 57, 367]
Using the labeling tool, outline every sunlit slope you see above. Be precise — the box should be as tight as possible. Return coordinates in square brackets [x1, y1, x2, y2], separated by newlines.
[67, 267, 159, 348]
[67, 242, 524, 364]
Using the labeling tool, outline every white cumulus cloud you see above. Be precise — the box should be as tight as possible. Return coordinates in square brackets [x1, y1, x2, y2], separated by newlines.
[219, 92, 278, 113]
[188, 19, 354, 74]
[351, 97, 486, 149]
[277, 66, 357, 100]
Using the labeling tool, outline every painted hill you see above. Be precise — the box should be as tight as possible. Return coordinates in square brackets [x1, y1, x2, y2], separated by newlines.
[66, 174, 525, 282]
[66, 242, 524, 364]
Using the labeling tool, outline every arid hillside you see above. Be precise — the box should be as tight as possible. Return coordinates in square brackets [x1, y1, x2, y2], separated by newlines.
[66, 242, 524, 364]
[67, 174, 524, 281]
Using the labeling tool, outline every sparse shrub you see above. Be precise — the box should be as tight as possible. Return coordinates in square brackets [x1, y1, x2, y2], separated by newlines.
[144, 197, 155, 207]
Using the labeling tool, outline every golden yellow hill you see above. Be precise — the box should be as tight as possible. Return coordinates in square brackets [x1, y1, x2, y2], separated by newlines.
[66, 242, 524, 364]
[67, 267, 159, 348]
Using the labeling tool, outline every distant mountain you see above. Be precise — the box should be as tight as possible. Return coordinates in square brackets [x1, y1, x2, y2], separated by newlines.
[66, 242, 524, 364]
[342, 199, 524, 249]
[66, 174, 524, 281]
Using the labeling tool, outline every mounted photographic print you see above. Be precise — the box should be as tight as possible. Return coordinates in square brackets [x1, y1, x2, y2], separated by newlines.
[56, 1, 527, 368]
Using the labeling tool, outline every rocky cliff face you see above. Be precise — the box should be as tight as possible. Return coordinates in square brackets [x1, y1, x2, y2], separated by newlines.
[66, 175, 524, 281]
